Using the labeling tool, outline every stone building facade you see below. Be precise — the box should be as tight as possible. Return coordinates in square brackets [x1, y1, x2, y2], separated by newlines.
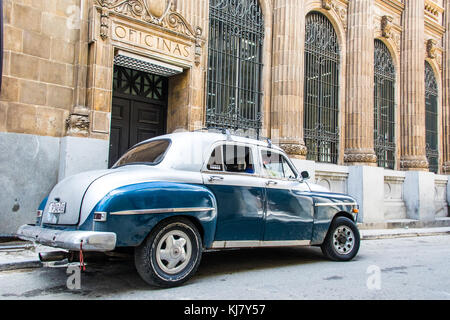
[0, 0, 450, 235]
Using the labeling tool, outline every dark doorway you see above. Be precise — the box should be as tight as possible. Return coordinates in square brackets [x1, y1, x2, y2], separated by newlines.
[109, 65, 168, 167]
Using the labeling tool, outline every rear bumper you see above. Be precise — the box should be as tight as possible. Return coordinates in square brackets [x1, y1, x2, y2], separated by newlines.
[16, 225, 116, 252]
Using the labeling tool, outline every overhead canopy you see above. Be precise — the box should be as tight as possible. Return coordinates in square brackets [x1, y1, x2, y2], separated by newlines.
[114, 50, 184, 77]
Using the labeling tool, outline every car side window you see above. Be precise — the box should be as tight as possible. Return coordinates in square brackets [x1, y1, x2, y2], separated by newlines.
[223, 145, 255, 174]
[261, 150, 297, 180]
[207, 146, 224, 171]
[206, 144, 255, 175]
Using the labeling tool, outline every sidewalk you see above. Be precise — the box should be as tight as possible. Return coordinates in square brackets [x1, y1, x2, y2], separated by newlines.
[2, 226, 450, 272]
[0, 243, 59, 272]
[360, 226, 450, 240]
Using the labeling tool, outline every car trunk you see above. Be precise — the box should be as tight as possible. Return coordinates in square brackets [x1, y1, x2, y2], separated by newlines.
[41, 170, 112, 226]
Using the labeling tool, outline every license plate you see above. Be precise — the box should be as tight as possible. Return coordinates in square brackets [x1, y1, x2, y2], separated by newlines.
[49, 202, 66, 214]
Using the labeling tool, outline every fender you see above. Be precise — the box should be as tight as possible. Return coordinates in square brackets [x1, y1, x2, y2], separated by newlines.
[309, 192, 358, 245]
[91, 181, 218, 248]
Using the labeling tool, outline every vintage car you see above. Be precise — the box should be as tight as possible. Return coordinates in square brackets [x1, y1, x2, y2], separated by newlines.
[17, 131, 360, 288]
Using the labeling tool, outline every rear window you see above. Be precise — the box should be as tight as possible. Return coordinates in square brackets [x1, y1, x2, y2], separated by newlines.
[113, 140, 171, 168]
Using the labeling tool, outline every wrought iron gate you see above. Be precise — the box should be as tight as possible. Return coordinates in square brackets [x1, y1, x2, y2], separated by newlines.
[304, 12, 340, 164]
[206, 0, 264, 137]
[374, 40, 396, 170]
[425, 62, 439, 174]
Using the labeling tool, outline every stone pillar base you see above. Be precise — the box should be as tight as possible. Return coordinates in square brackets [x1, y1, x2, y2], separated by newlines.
[403, 171, 435, 221]
[400, 156, 429, 171]
[347, 166, 385, 223]
[442, 162, 450, 174]
[279, 139, 308, 160]
[344, 149, 377, 166]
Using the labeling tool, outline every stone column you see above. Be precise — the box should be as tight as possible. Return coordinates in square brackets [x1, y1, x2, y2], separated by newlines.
[344, 0, 377, 165]
[442, 1, 450, 174]
[270, 0, 307, 159]
[399, 0, 428, 171]
[168, 0, 208, 131]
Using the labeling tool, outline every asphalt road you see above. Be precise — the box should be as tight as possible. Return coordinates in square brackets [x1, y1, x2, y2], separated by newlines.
[0, 235, 449, 300]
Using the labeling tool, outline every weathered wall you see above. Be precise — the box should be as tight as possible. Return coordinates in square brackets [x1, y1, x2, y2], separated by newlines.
[0, 0, 83, 137]
[0, 132, 60, 236]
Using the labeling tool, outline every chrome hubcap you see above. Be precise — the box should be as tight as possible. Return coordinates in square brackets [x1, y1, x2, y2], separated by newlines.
[156, 230, 192, 274]
[332, 226, 355, 255]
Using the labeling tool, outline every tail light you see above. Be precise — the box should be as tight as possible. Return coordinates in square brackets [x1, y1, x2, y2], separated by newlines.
[94, 212, 107, 222]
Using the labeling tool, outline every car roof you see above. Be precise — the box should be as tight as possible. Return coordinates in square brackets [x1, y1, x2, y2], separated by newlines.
[138, 131, 284, 151]
[135, 131, 286, 172]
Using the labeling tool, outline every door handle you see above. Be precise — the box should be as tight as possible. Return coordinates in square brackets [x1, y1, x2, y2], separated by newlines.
[209, 176, 224, 182]
[266, 180, 278, 186]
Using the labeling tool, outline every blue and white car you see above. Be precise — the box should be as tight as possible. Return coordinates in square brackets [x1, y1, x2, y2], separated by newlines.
[17, 131, 360, 287]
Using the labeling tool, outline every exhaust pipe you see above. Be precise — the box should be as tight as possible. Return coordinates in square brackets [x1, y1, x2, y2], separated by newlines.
[39, 251, 69, 262]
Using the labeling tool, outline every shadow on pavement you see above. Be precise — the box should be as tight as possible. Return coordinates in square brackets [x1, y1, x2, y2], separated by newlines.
[1, 246, 327, 298]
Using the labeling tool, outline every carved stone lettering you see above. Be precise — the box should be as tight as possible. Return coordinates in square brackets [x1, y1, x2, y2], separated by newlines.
[112, 22, 193, 60]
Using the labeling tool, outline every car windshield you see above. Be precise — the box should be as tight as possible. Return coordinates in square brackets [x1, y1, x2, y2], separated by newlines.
[113, 139, 171, 168]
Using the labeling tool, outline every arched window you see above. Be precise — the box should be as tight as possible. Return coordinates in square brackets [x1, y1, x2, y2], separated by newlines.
[425, 62, 439, 174]
[206, 0, 264, 137]
[304, 12, 340, 164]
[374, 40, 396, 169]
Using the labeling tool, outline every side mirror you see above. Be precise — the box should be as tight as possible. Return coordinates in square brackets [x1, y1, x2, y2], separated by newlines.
[301, 171, 310, 181]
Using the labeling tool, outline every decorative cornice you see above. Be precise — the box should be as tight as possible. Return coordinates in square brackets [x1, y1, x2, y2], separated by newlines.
[425, 18, 446, 37]
[375, 0, 404, 15]
[425, 0, 444, 22]
[322, 0, 332, 11]
[381, 15, 394, 39]
[321, 0, 348, 31]
[95, 0, 203, 40]
[427, 38, 437, 59]
[66, 107, 91, 136]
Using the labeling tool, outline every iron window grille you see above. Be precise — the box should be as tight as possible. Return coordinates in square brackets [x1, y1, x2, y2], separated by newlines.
[374, 40, 396, 170]
[425, 62, 439, 174]
[206, 0, 264, 138]
[304, 12, 340, 164]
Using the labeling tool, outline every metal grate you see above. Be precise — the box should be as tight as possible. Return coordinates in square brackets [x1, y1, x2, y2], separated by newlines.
[425, 62, 439, 174]
[206, 0, 264, 138]
[113, 65, 167, 101]
[304, 12, 340, 164]
[114, 53, 183, 77]
[374, 40, 396, 170]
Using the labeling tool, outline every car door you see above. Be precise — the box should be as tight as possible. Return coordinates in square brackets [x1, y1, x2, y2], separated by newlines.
[202, 142, 266, 242]
[259, 148, 314, 242]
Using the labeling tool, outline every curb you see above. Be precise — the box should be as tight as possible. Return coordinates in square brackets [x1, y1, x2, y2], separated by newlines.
[0, 260, 43, 272]
[361, 229, 450, 240]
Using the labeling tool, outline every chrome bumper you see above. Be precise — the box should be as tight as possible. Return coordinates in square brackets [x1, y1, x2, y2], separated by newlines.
[16, 225, 117, 252]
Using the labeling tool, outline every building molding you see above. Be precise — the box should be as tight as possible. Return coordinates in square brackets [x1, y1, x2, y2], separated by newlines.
[94, 0, 203, 41]
[376, 0, 404, 15]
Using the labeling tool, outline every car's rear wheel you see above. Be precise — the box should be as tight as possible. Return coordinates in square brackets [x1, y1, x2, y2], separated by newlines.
[134, 217, 202, 288]
[321, 216, 360, 261]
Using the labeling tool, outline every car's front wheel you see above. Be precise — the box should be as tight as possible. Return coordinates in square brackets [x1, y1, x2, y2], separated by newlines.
[321, 216, 360, 261]
[135, 218, 203, 288]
